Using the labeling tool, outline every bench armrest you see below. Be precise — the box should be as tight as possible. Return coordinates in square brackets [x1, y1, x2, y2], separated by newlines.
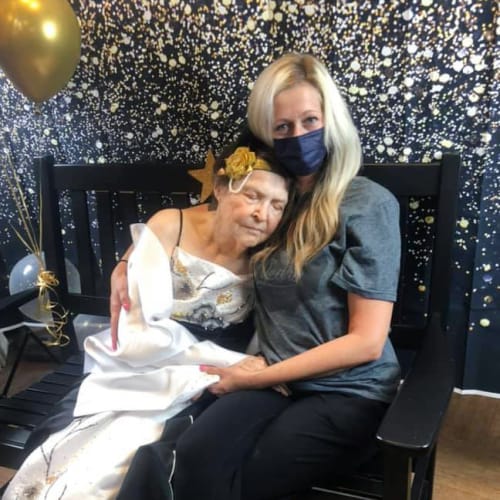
[376, 313, 455, 454]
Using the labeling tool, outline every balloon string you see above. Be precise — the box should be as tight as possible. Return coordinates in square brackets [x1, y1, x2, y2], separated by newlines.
[3, 149, 41, 257]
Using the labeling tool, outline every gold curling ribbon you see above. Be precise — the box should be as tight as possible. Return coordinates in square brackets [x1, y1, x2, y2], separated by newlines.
[36, 269, 70, 347]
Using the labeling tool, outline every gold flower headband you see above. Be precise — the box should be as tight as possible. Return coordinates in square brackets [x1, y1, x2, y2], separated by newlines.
[217, 147, 271, 193]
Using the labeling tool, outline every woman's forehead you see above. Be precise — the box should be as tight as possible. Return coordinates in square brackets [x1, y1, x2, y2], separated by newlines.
[244, 170, 289, 196]
[274, 82, 322, 112]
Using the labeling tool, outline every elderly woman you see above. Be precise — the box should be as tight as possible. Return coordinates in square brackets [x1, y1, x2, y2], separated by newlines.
[2, 134, 292, 500]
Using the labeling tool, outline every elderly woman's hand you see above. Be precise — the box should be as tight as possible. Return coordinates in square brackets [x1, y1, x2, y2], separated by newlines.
[110, 260, 130, 350]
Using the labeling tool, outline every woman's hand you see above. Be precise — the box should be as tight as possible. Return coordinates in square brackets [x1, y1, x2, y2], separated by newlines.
[110, 260, 130, 350]
[235, 354, 268, 372]
[202, 356, 290, 397]
[201, 363, 255, 396]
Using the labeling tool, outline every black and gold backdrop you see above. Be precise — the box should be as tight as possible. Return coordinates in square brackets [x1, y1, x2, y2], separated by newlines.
[0, 1, 498, 393]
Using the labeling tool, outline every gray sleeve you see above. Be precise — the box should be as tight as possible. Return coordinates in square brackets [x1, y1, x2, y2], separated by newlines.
[331, 197, 401, 301]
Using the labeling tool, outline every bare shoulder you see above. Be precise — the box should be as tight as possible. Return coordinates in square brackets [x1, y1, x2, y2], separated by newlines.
[146, 208, 182, 252]
[177, 204, 213, 252]
[182, 203, 211, 224]
[146, 205, 211, 254]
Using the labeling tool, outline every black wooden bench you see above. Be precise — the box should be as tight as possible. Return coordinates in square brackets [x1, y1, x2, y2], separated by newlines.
[0, 153, 460, 500]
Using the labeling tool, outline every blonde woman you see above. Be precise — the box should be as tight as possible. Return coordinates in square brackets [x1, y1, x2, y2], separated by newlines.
[173, 53, 401, 499]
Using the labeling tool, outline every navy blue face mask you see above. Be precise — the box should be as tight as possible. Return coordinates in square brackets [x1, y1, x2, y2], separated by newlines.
[273, 128, 327, 176]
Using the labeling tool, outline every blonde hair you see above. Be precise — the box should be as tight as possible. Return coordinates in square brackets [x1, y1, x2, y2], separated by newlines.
[248, 53, 362, 277]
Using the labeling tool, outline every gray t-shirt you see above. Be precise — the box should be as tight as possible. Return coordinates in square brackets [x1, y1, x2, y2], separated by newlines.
[254, 176, 401, 403]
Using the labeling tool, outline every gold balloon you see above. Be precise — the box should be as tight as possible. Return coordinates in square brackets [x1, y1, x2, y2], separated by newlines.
[0, 0, 81, 103]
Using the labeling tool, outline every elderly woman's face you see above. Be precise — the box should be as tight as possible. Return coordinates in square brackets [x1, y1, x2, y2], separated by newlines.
[214, 170, 289, 249]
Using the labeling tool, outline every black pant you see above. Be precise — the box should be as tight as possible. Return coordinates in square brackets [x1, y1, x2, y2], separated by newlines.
[173, 389, 388, 500]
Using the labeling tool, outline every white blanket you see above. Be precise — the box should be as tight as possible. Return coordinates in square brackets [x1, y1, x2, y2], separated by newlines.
[3, 224, 247, 500]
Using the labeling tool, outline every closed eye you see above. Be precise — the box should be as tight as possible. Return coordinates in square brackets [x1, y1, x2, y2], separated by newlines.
[244, 190, 259, 201]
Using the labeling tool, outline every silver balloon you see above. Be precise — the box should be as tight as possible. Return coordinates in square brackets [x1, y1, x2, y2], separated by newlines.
[8, 253, 81, 323]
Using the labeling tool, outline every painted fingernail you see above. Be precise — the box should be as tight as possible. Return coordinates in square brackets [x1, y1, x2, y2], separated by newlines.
[123, 303, 130, 312]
